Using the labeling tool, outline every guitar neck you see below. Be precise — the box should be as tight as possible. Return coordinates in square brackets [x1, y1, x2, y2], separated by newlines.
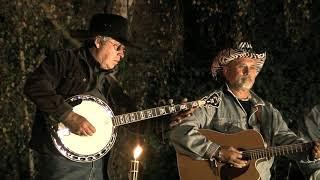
[111, 101, 201, 126]
[243, 142, 313, 160]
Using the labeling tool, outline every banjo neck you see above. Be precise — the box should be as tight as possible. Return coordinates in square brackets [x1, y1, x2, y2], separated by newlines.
[112, 101, 203, 126]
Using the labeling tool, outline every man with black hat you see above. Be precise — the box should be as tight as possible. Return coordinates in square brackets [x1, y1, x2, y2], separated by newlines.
[169, 42, 320, 180]
[24, 13, 135, 180]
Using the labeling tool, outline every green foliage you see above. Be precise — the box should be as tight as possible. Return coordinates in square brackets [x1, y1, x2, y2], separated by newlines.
[1, 0, 320, 179]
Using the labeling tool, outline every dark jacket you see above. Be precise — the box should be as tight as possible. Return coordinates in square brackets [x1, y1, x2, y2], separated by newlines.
[24, 47, 134, 154]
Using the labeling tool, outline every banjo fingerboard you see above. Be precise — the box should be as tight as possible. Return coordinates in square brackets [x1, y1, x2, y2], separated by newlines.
[112, 101, 200, 126]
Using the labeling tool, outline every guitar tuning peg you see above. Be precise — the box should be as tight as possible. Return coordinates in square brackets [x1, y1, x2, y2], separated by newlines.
[181, 97, 188, 103]
[168, 99, 174, 106]
[158, 99, 166, 105]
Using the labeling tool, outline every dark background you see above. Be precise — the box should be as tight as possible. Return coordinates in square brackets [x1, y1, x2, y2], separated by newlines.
[1, 0, 319, 179]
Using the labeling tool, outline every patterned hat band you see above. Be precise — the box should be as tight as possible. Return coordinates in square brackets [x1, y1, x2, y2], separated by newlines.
[211, 42, 267, 78]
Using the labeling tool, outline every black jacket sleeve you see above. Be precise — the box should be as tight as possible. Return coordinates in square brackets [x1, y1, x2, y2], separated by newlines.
[24, 51, 72, 122]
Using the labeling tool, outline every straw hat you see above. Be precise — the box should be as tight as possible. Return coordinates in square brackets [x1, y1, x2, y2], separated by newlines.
[211, 42, 266, 78]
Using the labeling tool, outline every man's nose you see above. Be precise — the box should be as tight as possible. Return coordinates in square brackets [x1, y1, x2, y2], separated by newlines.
[118, 51, 125, 58]
[243, 67, 249, 75]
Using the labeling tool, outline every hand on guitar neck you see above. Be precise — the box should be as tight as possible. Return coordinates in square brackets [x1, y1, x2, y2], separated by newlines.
[63, 111, 96, 136]
[169, 98, 197, 128]
[216, 142, 320, 168]
[215, 146, 248, 169]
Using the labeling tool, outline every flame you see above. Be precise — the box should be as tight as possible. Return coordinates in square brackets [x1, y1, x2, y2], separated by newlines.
[133, 145, 143, 159]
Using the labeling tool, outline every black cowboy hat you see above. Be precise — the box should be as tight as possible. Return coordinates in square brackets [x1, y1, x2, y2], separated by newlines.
[71, 13, 133, 46]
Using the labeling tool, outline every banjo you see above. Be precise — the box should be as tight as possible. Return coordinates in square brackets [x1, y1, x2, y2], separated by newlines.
[50, 93, 221, 162]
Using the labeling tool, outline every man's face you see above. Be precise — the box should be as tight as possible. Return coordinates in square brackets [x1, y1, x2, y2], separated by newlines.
[95, 37, 125, 70]
[223, 57, 258, 91]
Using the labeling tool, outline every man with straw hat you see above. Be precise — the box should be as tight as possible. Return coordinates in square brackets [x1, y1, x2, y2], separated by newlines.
[170, 42, 320, 180]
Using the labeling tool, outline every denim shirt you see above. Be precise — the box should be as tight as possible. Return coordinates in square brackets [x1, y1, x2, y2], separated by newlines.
[298, 105, 320, 179]
[170, 84, 308, 180]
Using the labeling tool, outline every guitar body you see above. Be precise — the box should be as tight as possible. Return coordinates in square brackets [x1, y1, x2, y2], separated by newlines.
[176, 129, 266, 180]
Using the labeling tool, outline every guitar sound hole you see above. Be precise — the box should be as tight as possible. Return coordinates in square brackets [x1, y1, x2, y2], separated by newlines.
[221, 163, 249, 179]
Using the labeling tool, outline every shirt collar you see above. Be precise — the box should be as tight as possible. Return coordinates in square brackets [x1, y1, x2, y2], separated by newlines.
[223, 83, 265, 107]
[85, 47, 114, 74]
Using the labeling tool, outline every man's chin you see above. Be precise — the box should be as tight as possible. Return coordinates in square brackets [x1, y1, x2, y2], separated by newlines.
[241, 83, 254, 90]
[233, 82, 253, 91]
[100, 65, 114, 70]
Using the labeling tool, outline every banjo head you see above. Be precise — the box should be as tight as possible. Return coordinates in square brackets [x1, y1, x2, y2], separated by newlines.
[51, 95, 117, 162]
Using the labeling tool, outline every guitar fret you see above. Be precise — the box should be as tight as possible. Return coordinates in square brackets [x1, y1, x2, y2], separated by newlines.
[130, 113, 135, 121]
[168, 106, 176, 113]
[267, 149, 271, 158]
[147, 109, 153, 118]
[159, 107, 166, 116]
[152, 108, 157, 117]
[140, 111, 145, 120]
[116, 116, 120, 126]
[124, 114, 129, 123]
[134, 112, 139, 121]
[244, 142, 314, 160]
[111, 100, 209, 126]
[155, 107, 161, 116]
[112, 116, 117, 126]
[120, 115, 124, 124]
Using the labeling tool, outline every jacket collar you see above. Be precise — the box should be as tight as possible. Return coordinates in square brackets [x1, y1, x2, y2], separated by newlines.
[83, 47, 114, 74]
[223, 83, 265, 107]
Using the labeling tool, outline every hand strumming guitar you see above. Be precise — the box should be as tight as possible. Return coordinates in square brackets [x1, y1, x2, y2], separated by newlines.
[63, 111, 96, 136]
[214, 146, 248, 168]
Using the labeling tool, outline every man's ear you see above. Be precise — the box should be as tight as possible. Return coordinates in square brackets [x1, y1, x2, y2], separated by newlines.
[94, 38, 100, 48]
[222, 66, 228, 77]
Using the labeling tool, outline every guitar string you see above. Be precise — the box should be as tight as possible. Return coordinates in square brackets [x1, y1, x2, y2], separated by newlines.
[241, 142, 313, 159]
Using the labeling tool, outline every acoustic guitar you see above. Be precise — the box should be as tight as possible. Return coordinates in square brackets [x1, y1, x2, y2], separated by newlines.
[176, 129, 313, 180]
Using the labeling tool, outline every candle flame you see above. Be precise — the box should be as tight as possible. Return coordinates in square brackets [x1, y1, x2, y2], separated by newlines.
[133, 145, 142, 159]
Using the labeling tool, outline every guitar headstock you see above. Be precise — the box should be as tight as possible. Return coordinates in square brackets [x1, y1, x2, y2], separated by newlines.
[198, 92, 221, 108]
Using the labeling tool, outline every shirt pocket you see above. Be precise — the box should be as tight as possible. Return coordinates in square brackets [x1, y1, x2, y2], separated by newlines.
[211, 117, 242, 133]
[57, 71, 87, 96]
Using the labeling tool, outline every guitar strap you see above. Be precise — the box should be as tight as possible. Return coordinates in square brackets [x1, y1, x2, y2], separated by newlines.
[254, 105, 262, 124]
[105, 74, 136, 115]
[254, 105, 271, 147]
